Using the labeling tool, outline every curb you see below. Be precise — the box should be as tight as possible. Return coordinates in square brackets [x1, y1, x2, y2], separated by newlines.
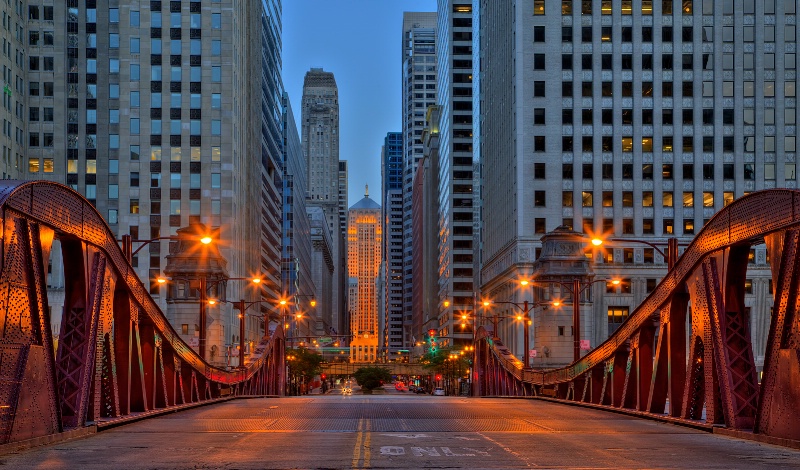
[484, 394, 800, 449]
[0, 426, 96, 456]
[0, 394, 281, 455]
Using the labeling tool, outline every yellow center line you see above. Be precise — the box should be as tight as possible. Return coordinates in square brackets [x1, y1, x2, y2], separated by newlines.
[352, 418, 363, 468]
[363, 419, 372, 468]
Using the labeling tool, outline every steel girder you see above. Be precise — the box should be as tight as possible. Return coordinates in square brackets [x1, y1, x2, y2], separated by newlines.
[0, 181, 285, 445]
[472, 189, 800, 441]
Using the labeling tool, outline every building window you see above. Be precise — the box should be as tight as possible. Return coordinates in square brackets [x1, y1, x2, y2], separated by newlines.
[535, 218, 546, 233]
[534, 190, 546, 207]
[563, 191, 573, 207]
[664, 219, 674, 234]
[534, 163, 545, 179]
[534, 81, 545, 97]
[534, 108, 545, 125]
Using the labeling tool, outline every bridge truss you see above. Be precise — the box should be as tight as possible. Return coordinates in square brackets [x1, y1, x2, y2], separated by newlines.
[473, 189, 800, 441]
[0, 181, 285, 445]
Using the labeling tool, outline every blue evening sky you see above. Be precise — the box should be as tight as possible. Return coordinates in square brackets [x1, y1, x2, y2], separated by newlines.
[282, 0, 436, 208]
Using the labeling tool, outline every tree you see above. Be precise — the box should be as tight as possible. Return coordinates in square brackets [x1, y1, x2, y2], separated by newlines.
[286, 347, 323, 395]
[353, 366, 392, 391]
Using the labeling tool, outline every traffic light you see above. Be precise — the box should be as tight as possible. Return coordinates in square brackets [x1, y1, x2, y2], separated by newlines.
[321, 373, 326, 379]
[428, 328, 437, 353]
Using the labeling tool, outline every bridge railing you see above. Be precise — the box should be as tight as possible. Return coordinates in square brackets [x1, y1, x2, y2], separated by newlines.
[474, 189, 800, 442]
[0, 181, 284, 445]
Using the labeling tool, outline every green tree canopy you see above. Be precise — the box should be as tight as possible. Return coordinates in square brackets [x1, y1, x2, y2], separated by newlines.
[353, 366, 392, 391]
[287, 347, 323, 379]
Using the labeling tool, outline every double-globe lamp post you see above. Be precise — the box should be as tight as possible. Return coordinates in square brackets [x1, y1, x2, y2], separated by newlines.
[528, 277, 620, 362]
[280, 295, 317, 348]
[157, 275, 262, 360]
[462, 296, 550, 369]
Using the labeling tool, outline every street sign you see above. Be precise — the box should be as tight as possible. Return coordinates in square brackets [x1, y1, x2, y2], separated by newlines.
[189, 337, 199, 347]
[580, 340, 590, 350]
[530, 349, 537, 358]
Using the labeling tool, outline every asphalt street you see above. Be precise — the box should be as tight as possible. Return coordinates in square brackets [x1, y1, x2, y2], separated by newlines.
[3, 390, 800, 469]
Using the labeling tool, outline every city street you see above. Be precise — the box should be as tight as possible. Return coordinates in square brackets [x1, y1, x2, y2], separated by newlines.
[4, 391, 800, 469]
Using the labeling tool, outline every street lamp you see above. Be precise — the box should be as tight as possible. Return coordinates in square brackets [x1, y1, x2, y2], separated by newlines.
[591, 236, 681, 270]
[531, 277, 621, 362]
[279, 295, 317, 348]
[160, 274, 262, 360]
[120, 231, 214, 263]
[481, 297, 555, 369]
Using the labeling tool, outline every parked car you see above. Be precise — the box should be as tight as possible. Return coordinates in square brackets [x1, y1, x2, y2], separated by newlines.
[432, 387, 446, 396]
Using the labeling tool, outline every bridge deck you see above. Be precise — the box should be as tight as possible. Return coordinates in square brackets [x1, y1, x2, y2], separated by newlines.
[5, 394, 799, 469]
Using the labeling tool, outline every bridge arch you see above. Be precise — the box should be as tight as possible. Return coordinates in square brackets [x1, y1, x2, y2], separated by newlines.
[474, 189, 800, 441]
[0, 181, 284, 444]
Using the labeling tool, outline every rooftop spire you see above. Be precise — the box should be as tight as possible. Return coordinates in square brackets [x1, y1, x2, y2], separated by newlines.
[365, 184, 369, 198]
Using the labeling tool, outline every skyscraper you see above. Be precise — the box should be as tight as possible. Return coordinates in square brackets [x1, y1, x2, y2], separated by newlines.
[27, 0, 285, 365]
[347, 188, 382, 363]
[435, 1, 476, 348]
[0, 2, 27, 180]
[302, 68, 340, 231]
[302, 68, 346, 338]
[401, 12, 437, 351]
[282, 92, 316, 337]
[478, 0, 790, 366]
[381, 132, 404, 354]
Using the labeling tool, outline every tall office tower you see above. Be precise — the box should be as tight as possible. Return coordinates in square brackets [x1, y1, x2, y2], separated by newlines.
[302, 68, 346, 336]
[435, 1, 476, 349]
[401, 12, 437, 345]
[302, 68, 340, 230]
[347, 188, 382, 363]
[1, 2, 27, 180]
[413, 106, 442, 344]
[338, 160, 348, 233]
[307, 206, 334, 337]
[282, 93, 316, 337]
[28, 1, 284, 366]
[336, 159, 348, 334]
[478, 1, 794, 368]
[381, 132, 404, 354]
[471, 0, 482, 290]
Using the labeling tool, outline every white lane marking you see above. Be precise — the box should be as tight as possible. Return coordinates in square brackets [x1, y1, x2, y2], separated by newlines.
[411, 447, 441, 457]
[380, 446, 405, 455]
[379, 433, 430, 439]
[441, 447, 475, 457]
[462, 447, 491, 456]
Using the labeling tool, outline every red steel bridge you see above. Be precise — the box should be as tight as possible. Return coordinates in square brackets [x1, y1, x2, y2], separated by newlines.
[473, 188, 800, 442]
[0, 181, 285, 445]
[2, 181, 800, 446]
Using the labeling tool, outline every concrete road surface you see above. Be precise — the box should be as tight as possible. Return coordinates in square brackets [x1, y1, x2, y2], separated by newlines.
[3, 394, 800, 469]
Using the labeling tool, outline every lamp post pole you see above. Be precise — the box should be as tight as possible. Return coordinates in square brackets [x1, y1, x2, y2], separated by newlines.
[237, 299, 246, 369]
[523, 300, 530, 370]
[573, 278, 581, 362]
[199, 276, 207, 359]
